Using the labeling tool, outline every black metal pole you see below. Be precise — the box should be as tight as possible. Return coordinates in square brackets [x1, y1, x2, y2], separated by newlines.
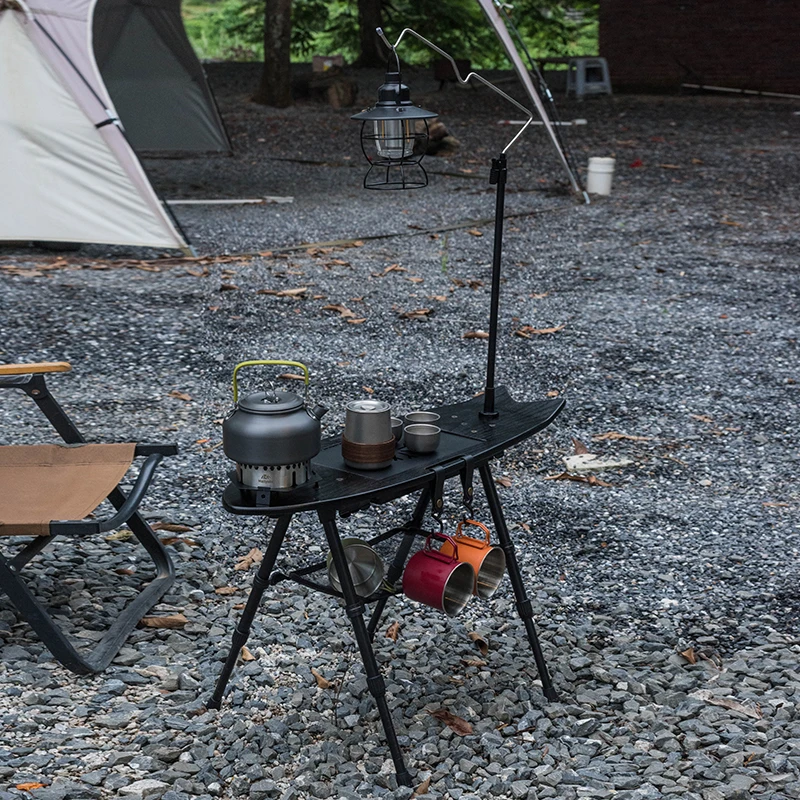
[481, 152, 508, 419]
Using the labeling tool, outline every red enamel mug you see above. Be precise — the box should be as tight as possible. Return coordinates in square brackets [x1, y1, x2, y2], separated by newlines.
[402, 533, 475, 617]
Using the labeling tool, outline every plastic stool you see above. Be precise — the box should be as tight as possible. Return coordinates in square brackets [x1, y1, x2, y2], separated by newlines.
[566, 58, 612, 100]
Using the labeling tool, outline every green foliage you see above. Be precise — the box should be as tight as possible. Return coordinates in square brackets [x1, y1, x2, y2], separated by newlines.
[182, 0, 598, 66]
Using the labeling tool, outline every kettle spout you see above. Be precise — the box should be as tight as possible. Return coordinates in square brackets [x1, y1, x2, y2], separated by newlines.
[309, 403, 328, 421]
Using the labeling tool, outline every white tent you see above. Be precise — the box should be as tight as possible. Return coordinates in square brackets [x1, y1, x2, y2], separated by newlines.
[0, 0, 191, 251]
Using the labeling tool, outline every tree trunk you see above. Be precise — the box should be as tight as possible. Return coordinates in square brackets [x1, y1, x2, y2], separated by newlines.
[356, 0, 385, 68]
[253, 0, 292, 107]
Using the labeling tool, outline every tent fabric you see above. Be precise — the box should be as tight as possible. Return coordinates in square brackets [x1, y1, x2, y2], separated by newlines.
[0, 0, 189, 249]
[93, 0, 231, 153]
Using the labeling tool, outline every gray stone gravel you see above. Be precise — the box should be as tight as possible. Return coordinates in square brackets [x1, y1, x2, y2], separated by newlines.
[1, 64, 799, 800]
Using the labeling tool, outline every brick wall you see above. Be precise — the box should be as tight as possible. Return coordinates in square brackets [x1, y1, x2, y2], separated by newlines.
[599, 0, 800, 94]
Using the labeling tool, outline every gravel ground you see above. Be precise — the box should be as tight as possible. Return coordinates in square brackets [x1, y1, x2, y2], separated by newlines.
[1, 64, 799, 800]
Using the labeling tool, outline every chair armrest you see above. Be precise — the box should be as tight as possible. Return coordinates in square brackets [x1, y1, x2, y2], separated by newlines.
[135, 443, 179, 457]
[0, 362, 71, 376]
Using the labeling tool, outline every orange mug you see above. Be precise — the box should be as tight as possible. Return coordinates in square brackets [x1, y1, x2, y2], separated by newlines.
[439, 520, 506, 599]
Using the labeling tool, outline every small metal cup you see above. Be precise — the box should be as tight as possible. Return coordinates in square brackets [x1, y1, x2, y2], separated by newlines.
[404, 424, 440, 453]
[405, 411, 441, 425]
[391, 417, 403, 443]
[327, 538, 385, 597]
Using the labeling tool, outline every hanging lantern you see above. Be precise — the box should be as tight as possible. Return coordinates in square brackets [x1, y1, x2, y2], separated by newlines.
[351, 71, 438, 190]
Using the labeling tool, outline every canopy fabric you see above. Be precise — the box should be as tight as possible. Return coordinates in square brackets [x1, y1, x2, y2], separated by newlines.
[0, 0, 190, 250]
[93, 0, 231, 153]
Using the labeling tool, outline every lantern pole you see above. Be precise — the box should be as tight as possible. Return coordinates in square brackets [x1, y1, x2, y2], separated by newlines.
[375, 28, 536, 418]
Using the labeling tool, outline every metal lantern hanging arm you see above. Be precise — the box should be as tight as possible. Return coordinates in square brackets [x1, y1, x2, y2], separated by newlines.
[369, 27, 537, 418]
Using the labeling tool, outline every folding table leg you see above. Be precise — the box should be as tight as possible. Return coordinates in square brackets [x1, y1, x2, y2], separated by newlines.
[366, 488, 430, 639]
[208, 515, 292, 709]
[479, 463, 559, 702]
[320, 509, 413, 788]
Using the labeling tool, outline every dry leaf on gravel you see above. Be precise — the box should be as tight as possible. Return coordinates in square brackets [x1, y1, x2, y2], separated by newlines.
[347, 318, 368, 324]
[139, 613, 188, 629]
[311, 667, 331, 689]
[168, 390, 192, 402]
[399, 308, 433, 321]
[690, 690, 762, 719]
[214, 586, 238, 595]
[468, 631, 489, 655]
[322, 304, 357, 319]
[105, 529, 133, 541]
[277, 372, 305, 381]
[240, 646, 256, 662]
[659, 164, 681, 169]
[680, 647, 697, 664]
[544, 472, 613, 487]
[467, 229, 484, 237]
[691, 414, 714, 423]
[514, 324, 565, 338]
[411, 777, 431, 798]
[219, 283, 239, 291]
[407, 276, 424, 284]
[151, 522, 194, 533]
[563, 454, 633, 472]
[386, 621, 401, 641]
[572, 437, 590, 455]
[592, 431, 652, 442]
[463, 330, 489, 339]
[494, 476, 512, 488]
[160, 536, 200, 548]
[16, 784, 46, 792]
[530, 292, 549, 299]
[461, 658, 487, 668]
[256, 286, 308, 297]
[234, 547, 263, 571]
[429, 708, 473, 735]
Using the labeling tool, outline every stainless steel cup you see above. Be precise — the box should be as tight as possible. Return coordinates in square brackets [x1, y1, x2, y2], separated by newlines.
[405, 411, 441, 425]
[404, 424, 441, 453]
[345, 400, 393, 444]
[327, 538, 385, 597]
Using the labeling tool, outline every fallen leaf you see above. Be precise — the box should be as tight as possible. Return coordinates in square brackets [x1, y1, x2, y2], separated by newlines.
[463, 330, 490, 339]
[311, 667, 331, 689]
[530, 292, 549, 299]
[362, 386, 374, 394]
[572, 437, 589, 455]
[690, 690, 762, 719]
[219, 283, 239, 291]
[460, 658, 487, 667]
[160, 536, 200, 548]
[691, 158, 704, 165]
[514, 324, 565, 338]
[347, 318, 368, 324]
[276, 286, 308, 297]
[234, 547, 263, 571]
[240, 646, 256, 662]
[115, 568, 135, 575]
[720, 219, 743, 227]
[468, 631, 489, 655]
[151, 522, 194, 533]
[105, 529, 133, 542]
[185, 267, 210, 277]
[386, 621, 401, 642]
[467, 229, 484, 237]
[214, 586, 238, 595]
[277, 372, 305, 381]
[690, 414, 714, 423]
[412, 777, 431, 798]
[659, 163, 681, 169]
[494, 476, 512, 488]
[399, 308, 433, 321]
[546, 390, 560, 397]
[629, 158, 643, 168]
[139, 613, 188, 629]
[543, 472, 613, 487]
[467, 279, 484, 290]
[168, 390, 192, 402]
[15, 784, 46, 792]
[680, 647, 697, 664]
[321, 303, 357, 319]
[429, 295, 448, 302]
[429, 708, 473, 735]
[592, 431, 651, 442]
[407, 276, 424, 284]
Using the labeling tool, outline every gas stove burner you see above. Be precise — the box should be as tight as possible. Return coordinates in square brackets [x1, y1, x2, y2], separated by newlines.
[237, 461, 310, 490]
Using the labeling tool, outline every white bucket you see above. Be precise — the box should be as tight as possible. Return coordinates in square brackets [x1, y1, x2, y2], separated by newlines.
[586, 157, 616, 195]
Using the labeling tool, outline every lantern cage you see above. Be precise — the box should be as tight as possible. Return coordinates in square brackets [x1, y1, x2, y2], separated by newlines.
[352, 70, 438, 190]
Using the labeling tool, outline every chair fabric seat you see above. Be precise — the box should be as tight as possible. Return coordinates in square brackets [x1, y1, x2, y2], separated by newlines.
[0, 443, 135, 536]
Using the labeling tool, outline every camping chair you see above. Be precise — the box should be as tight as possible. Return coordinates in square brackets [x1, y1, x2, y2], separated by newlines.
[0, 361, 176, 673]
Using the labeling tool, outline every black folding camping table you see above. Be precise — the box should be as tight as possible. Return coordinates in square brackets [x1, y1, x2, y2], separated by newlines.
[209, 386, 564, 787]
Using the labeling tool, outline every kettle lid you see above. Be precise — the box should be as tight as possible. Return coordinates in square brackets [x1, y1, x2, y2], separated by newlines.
[238, 389, 304, 414]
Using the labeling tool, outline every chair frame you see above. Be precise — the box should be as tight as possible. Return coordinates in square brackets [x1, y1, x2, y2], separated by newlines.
[0, 363, 176, 673]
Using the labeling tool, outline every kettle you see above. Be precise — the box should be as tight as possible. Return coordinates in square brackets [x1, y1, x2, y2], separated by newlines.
[223, 360, 327, 489]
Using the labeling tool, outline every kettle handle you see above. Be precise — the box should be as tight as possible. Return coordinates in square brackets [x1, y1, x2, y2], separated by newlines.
[232, 360, 310, 403]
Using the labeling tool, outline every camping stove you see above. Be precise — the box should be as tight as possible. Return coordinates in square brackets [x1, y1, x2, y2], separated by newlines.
[236, 461, 311, 490]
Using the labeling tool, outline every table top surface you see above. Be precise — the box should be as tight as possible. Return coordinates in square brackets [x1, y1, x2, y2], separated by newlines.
[222, 387, 565, 518]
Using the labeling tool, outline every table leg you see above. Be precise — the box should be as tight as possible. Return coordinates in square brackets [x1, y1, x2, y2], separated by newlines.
[320, 509, 413, 788]
[479, 464, 559, 702]
[367, 488, 431, 640]
[208, 515, 292, 710]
